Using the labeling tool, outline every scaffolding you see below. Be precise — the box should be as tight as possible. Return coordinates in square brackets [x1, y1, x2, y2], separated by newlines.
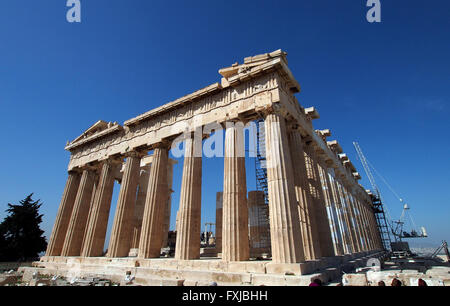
[354, 142, 392, 251]
[371, 194, 392, 251]
[253, 118, 271, 255]
[254, 118, 269, 206]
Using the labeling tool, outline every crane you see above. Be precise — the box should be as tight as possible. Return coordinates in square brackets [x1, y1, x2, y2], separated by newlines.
[353, 142, 392, 250]
[353, 142, 427, 248]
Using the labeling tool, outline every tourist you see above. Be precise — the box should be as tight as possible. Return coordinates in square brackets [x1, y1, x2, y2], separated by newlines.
[309, 279, 322, 286]
[378, 281, 386, 286]
[391, 278, 402, 286]
[418, 279, 428, 286]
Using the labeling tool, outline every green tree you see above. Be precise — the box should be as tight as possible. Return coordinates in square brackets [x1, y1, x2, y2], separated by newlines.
[0, 194, 47, 261]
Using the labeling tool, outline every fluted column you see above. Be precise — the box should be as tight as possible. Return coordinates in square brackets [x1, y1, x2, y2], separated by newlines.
[248, 190, 270, 256]
[337, 181, 359, 253]
[131, 165, 151, 250]
[161, 160, 176, 248]
[222, 123, 249, 262]
[368, 205, 378, 250]
[359, 202, 371, 250]
[46, 171, 81, 256]
[369, 204, 384, 250]
[288, 129, 320, 260]
[215, 192, 223, 254]
[264, 113, 304, 263]
[349, 195, 365, 251]
[61, 169, 96, 256]
[362, 202, 376, 250]
[138, 144, 169, 258]
[371, 204, 383, 250]
[334, 179, 356, 254]
[328, 174, 351, 254]
[175, 133, 202, 260]
[369, 205, 383, 250]
[339, 182, 358, 253]
[319, 164, 345, 256]
[304, 143, 334, 257]
[81, 160, 117, 257]
[107, 152, 141, 258]
[343, 187, 363, 253]
[357, 195, 370, 251]
[355, 197, 371, 251]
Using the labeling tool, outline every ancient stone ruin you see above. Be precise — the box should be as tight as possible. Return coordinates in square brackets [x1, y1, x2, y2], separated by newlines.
[21, 50, 386, 286]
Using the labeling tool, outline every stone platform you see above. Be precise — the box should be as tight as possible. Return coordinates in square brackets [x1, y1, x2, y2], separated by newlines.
[19, 251, 385, 286]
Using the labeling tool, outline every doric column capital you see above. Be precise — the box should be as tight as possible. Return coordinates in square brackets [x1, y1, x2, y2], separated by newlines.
[152, 140, 171, 150]
[123, 149, 147, 159]
[105, 155, 124, 167]
[301, 134, 314, 146]
[68, 168, 82, 175]
[79, 163, 102, 175]
[259, 103, 289, 119]
[285, 120, 304, 134]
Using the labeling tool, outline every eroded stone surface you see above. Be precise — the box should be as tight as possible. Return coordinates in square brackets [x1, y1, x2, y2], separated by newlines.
[39, 50, 385, 284]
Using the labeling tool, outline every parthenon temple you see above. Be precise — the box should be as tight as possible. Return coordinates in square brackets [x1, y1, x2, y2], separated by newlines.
[26, 50, 385, 286]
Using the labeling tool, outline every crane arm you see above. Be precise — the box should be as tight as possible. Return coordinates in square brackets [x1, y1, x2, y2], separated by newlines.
[353, 142, 380, 198]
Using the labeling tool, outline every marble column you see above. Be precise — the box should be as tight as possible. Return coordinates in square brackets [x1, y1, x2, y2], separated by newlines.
[370, 207, 383, 250]
[328, 174, 351, 254]
[356, 195, 370, 251]
[81, 160, 117, 257]
[372, 206, 383, 249]
[46, 171, 81, 256]
[264, 113, 304, 263]
[364, 202, 376, 250]
[304, 144, 334, 258]
[288, 129, 320, 260]
[108, 152, 141, 258]
[161, 160, 176, 248]
[335, 179, 356, 254]
[343, 187, 363, 253]
[359, 203, 370, 250]
[82, 179, 99, 250]
[371, 205, 383, 250]
[175, 133, 202, 260]
[355, 198, 371, 251]
[215, 192, 223, 254]
[319, 164, 345, 256]
[248, 190, 270, 257]
[138, 144, 169, 258]
[61, 169, 96, 256]
[338, 182, 358, 253]
[131, 165, 151, 251]
[222, 123, 249, 262]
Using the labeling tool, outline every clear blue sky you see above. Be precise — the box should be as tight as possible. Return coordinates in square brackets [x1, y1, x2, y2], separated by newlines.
[0, 0, 448, 249]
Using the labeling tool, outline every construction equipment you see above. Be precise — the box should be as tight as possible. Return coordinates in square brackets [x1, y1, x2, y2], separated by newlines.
[254, 118, 269, 206]
[392, 203, 427, 240]
[353, 142, 428, 252]
[253, 118, 271, 255]
[370, 192, 392, 251]
[431, 241, 450, 262]
[353, 142, 392, 251]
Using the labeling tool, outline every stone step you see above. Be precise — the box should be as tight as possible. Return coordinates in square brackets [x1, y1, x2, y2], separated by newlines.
[21, 251, 387, 286]
[21, 264, 332, 286]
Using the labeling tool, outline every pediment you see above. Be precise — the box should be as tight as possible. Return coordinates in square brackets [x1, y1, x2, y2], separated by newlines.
[71, 120, 109, 143]
[66, 120, 123, 151]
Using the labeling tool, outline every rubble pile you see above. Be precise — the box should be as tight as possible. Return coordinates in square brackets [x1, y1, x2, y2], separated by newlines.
[0, 269, 118, 286]
[342, 257, 450, 286]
